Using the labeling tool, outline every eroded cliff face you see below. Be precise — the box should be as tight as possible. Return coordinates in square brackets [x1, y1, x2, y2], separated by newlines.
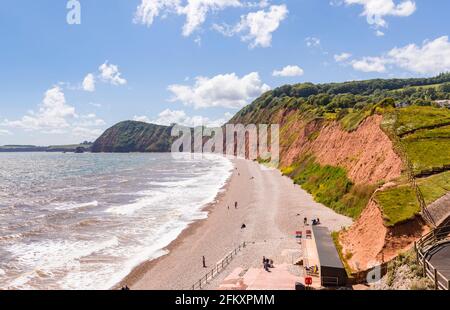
[271, 111, 428, 271]
[339, 199, 428, 271]
[277, 113, 403, 185]
[309, 115, 403, 185]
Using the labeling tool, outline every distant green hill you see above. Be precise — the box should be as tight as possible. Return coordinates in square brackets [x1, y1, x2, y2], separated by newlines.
[0, 143, 93, 153]
[91, 121, 175, 153]
[0, 145, 48, 152]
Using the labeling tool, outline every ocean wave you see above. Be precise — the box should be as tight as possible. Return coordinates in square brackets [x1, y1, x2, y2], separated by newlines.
[104, 194, 162, 216]
[52, 200, 99, 211]
[0, 153, 234, 290]
[3, 237, 120, 289]
[0, 233, 23, 241]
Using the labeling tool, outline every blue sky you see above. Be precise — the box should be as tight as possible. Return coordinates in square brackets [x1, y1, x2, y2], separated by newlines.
[0, 0, 449, 145]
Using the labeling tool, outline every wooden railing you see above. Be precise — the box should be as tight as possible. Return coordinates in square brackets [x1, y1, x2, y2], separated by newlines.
[415, 225, 450, 290]
[191, 241, 247, 290]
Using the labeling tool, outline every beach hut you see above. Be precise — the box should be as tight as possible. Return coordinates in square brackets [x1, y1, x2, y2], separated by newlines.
[312, 226, 347, 287]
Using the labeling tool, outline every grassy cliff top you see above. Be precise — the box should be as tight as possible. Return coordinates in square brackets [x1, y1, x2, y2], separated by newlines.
[231, 73, 450, 125]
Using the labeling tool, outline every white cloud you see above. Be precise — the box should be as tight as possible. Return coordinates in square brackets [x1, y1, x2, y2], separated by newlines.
[0, 129, 12, 136]
[2, 87, 106, 142]
[134, 1, 287, 47]
[352, 56, 387, 72]
[179, 0, 242, 37]
[74, 113, 107, 127]
[133, 0, 180, 27]
[387, 36, 450, 74]
[168, 72, 270, 109]
[272, 65, 304, 77]
[213, 4, 288, 48]
[3, 86, 76, 130]
[82, 73, 96, 92]
[79, 62, 126, 92]
[134, 0, 242, 37]
[133, 115, 151, 123]
[334, 52, 352, 62]
[341, 0, 416, 28]
[88, 102, 102, 108]
[305, 36, 321, 48]
[246, 0, 270, 9]
[99, 62, 127, 86]
[72, 127, 104, 140]
[352, 36, 450, 74]
[233, 4, 288, 48]
[375, 30, 385, 36]
[135, 109, 233, 127]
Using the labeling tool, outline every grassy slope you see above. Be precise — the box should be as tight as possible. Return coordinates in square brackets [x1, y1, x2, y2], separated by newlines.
[375, 171, 450, 226]
[374, 106, 450, 226]
[282, 156, 375, 219]
[339, 106, 375, 132]
[375, 185, 419, 227]
[395, 106, 450, 136]
[393, 106, 450, 174]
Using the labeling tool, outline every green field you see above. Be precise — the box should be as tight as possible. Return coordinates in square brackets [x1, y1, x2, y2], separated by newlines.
[375, 185, 420, 227]
[402, 139, 450, 173]
[395, 106, 450, 136]
[375, 171, 450, 226]
[418, 171, 450, 205]
[383, 106, 450, 174]
[375, 107, 450, 225]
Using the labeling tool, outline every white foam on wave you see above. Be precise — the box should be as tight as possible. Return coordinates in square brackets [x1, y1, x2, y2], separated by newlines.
[3, 237, 119, 289]
[52, 200, 99, 211]
[101, 154, 234, 288]
[105, 194, 162, 216]
[0, 153, 234, 290]
[105, 155, 233, 217]
[0, 233, 23, 241]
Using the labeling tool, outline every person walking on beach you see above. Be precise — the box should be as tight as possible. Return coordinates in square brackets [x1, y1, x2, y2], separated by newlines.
[202, 256, 206, 268]
[235, 201, 238, 209]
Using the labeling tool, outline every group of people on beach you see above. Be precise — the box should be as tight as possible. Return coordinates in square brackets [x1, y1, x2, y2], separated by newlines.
[262, 256, 274, 272]
[303, 217, 321, 226]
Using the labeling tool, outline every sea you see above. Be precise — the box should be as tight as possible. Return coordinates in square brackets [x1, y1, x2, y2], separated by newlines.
[0, 152, 233, 289]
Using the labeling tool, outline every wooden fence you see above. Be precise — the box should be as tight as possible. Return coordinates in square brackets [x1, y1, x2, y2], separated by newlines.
[191, 241, 247, 290]
[415, 225, 450, 290]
